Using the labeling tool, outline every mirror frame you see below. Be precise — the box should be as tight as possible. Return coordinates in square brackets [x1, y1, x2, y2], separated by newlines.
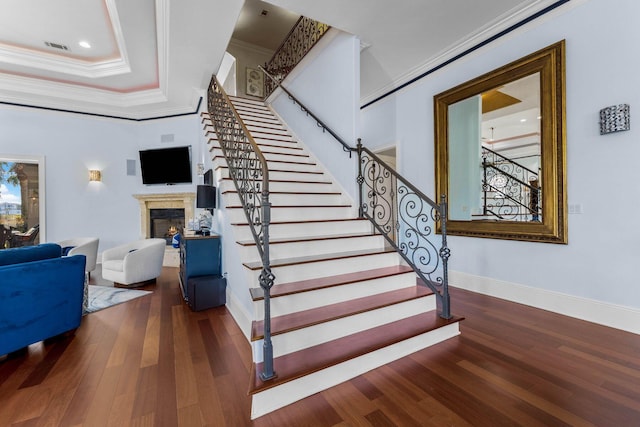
[434, 40, 567, 244]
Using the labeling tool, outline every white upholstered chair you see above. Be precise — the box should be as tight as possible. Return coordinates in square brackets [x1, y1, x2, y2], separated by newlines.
[58, 237, 99, 276]
[101, 238, 166, 287]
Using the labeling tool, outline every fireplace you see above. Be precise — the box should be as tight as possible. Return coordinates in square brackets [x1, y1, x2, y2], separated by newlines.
[133, 193, 196, 240]
[150, 208, 185, 244]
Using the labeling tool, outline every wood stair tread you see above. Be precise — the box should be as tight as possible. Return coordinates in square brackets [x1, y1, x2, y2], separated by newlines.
[231, 218, 369, 227]
[250, 265, 413, 300]
[227, 203, 351, 210]
[215, 164, 325, 175]
[212, 156, 316, 166]
[223, 189, 341, 196]
[248, 312, 463, 395]
[237, 231, 377, 246]
[243, 247, 396, 271]
[208, 140, 303, 151]
[220, 177, 332, 185]
[251, 286, 433, 340]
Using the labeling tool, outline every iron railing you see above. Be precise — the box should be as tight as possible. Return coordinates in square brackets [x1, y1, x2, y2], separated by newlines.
[263, 16, 330, 98]
[481, 147, 541, 221]
[207, 75, 276, 380]
[261, 68, 451, 319]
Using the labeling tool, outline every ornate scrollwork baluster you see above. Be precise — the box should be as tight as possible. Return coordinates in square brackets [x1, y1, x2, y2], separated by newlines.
[208, 76, 276, 380]
[264, 17, 330, 98]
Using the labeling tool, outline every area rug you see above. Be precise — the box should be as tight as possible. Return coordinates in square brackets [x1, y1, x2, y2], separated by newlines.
[84, 285, 151, 314]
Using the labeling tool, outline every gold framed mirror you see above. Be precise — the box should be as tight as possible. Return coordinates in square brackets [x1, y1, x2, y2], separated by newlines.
[434, 40, 566, 243]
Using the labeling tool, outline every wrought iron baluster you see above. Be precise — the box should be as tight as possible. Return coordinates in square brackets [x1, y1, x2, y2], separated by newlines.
[263, 17, 330, 98]
[207, 76, 276, 380]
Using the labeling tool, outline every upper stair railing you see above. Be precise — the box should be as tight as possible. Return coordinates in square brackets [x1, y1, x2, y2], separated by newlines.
[263, 16, 330, 99]
[260, 68, 452, 319]
[481, 146, 541, 221]
[207, 75, 276, 380]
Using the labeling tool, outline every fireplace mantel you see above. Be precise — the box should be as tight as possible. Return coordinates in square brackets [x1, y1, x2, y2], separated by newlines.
[133, 193, 195, 239]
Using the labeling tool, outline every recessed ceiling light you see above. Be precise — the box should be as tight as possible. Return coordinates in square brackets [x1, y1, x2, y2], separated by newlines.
[520, 118, 527, 123]
[79, 41, 91, 49]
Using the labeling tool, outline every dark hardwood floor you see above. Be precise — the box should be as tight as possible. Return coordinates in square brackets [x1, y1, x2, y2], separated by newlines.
[1, 267, 639, 426]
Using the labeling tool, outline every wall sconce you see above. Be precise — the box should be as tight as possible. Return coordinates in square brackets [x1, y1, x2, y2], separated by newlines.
[600, 104, 630, 135]
[89, 169, 102, 182]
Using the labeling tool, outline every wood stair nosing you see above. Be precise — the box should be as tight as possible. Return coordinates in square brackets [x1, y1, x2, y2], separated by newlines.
[231, 217, 369, 228]
[242, 247, 396, 271]
[226, 204, 352, 211]
[251, 286, 434, 341]
[215, 164, 325, 175]
[211, 156, 316, 167]
[210, 146, 308, 158]
[223, 189, 342, 198]
[245, 123, 291, 133]
[208, 138, 308, 156]
[233, 104, 271, 113]
[236, 231, 378, 247]
[220, 177, 332, 185]
[238, 112, 279, 124]
[248, 312, 463, 395]
[249, 265, 413, 301]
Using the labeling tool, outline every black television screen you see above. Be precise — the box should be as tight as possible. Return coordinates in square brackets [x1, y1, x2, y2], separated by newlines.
[139, 146, 192, 185]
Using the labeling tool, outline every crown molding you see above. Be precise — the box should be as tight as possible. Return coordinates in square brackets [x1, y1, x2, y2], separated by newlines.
[361, 0, 580, 107]
[228, 38, 274, 57]
[0, 0, 131, 79]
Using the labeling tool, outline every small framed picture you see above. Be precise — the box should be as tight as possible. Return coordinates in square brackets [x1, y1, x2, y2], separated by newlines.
[246, 68, 264, 97]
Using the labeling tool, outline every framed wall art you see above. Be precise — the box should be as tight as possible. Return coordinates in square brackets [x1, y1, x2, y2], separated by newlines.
[246, 68, 264, 98]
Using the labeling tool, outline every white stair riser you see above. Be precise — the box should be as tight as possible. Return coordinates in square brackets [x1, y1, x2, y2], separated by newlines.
[232, 220, 373, 241]
[216, 167, 327, 182]
[214, 159, 319, 173]
[246, 252, 400, 286]
[210, 144, 303, 158]
[226, 206, 355, 223]
[250, 323, 461, 419]
[257, 295, 436, 359]
[223, 192, 348, 207]
[249, 133, 295, 142]
[239, 234, 387, 264]
[220, 180, 335, 194]
[244, 125, 290, 135]
[253, 272, 417, 319]
[234, 110, 275, 120]
[211, 150, 315, 169]
[240, 118, 281, 127]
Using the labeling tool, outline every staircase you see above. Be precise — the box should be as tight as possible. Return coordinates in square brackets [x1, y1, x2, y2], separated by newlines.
[202, 96, 462, 419]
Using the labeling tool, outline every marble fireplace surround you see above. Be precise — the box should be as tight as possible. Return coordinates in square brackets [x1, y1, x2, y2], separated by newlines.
[133, 193, 195, 239]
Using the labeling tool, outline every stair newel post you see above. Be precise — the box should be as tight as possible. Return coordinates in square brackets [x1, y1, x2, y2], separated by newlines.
[259, 191, 277, 381]
[439, 194, 451, 319]
[356, 139, 364, 218]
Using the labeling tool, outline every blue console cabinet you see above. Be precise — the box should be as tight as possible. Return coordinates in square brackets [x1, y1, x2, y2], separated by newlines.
[179, 235, 226, 311]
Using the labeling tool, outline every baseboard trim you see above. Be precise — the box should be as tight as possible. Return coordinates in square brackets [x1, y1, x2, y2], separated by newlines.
[225, 288, 253, 342]
[450, 270, 640, 335]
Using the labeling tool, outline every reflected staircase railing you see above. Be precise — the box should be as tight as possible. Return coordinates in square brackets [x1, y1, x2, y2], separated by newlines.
[481, 146, 541, 221]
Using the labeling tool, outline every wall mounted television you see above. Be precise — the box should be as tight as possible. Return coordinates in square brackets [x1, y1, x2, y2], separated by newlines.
[139, 146, 192, 185]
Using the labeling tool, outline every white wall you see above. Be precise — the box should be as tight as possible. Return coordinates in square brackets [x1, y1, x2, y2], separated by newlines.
[269, 29, 361, 201]
[0, 105, 203, 253]
[360, 0, 640, 326]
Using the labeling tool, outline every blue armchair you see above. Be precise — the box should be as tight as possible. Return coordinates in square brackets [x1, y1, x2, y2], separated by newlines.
[0, 243, 86, 357]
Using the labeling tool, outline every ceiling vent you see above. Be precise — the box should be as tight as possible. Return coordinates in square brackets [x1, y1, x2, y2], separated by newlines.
[44, 41, 69, 51]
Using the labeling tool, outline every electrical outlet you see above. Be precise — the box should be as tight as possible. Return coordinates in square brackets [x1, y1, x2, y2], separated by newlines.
[568, 204, 583, 214]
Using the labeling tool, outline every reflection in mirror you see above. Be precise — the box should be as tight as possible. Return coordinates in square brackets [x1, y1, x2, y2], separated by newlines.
[435, 41, 566, 243]
[448, 73, 541, 222]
